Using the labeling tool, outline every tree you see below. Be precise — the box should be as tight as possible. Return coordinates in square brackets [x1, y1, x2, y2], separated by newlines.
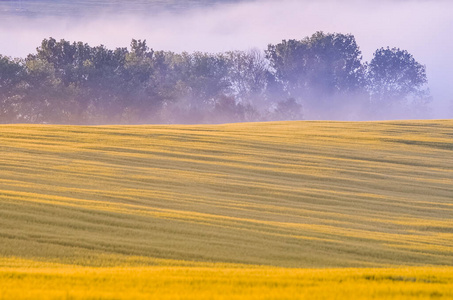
[225, 50, 269, 101]
[0, 33, 435, 124]
[366, 47, 430, 117]
[266, 32, 365, 118]
[179, 52, 231, 107]
[273, 98, 303, 121]
[223, 49, 276, 119]
[0, 55, 25, 123]
[21, 57, 77, 123]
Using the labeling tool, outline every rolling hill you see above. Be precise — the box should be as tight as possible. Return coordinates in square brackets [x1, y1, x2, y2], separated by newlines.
[0, 120, 452, 298]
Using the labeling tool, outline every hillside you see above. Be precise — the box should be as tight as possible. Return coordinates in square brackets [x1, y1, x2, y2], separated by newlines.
[1, 120, 452, 269]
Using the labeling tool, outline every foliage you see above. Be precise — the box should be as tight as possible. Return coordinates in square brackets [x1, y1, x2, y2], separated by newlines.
[366, 47, 430, 118]
[266, 32, 366, 118]
[0, 32, 430, 124]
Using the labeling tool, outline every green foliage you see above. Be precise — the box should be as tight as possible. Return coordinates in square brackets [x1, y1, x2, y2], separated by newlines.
[367, 47, 427, 102]
[0, 32, 430, 124]
[366, 47, 430, 118]
[0, 55, 26, 122]
[266, 32, 366, 118]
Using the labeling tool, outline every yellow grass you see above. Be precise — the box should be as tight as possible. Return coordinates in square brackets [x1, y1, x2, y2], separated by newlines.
[0, 120, 452, 298]
[1, 258, 452, 300]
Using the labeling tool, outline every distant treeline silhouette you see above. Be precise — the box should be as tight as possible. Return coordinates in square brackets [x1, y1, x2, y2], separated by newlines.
[0, 32, 430, 124]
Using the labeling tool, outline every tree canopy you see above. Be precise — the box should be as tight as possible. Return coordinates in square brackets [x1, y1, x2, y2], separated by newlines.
[366, 47, 430, 118]
[266, 32, 367, 118]
[0, 32, 430, 124]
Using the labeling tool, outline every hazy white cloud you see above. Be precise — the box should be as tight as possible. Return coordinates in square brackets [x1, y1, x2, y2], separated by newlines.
[1, 0, 452, 117]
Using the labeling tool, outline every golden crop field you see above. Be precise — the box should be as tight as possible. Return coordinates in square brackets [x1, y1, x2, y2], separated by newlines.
[0, 120, 452, 299]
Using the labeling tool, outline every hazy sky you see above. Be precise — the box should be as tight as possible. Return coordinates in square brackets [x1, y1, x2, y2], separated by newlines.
[1, 0, 452, 118]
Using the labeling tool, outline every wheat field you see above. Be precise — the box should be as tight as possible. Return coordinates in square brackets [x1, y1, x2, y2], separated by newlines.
[0, 120, 452, 298]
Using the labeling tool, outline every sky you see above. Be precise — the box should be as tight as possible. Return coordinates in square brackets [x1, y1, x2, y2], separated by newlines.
[0, 0, 452, 118]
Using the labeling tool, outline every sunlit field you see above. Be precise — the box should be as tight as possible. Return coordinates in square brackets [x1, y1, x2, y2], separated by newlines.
[1, 258, 452, 300]
[0, 120, 452, 299]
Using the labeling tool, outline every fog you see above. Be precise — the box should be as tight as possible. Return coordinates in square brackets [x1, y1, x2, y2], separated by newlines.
[1, 0, 452, 119]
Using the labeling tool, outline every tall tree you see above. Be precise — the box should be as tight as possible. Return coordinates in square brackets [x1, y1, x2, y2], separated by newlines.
[180, 52, 231, 106]
[225, 49, 269, 101]
[366, 47, 429, 112]
[0, 55, 25, 123]
[266, 32, 366, 118]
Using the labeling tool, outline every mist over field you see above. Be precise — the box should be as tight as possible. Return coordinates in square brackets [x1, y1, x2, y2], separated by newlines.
[0, 0, 452, 120]
[1, 2, 453, 297]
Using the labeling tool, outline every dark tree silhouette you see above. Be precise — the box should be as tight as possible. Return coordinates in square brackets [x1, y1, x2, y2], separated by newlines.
[366, 47, 430, 118]
[0, 55, 26, 123]
[266, 32, 366, 118]
[0, 33, 431, 124]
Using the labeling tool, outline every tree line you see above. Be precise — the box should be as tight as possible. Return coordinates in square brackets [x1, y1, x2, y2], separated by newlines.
[0, 31, 430, 124]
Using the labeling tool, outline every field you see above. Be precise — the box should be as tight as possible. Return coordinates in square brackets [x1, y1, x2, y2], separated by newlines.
[0, 120, 452, 299]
